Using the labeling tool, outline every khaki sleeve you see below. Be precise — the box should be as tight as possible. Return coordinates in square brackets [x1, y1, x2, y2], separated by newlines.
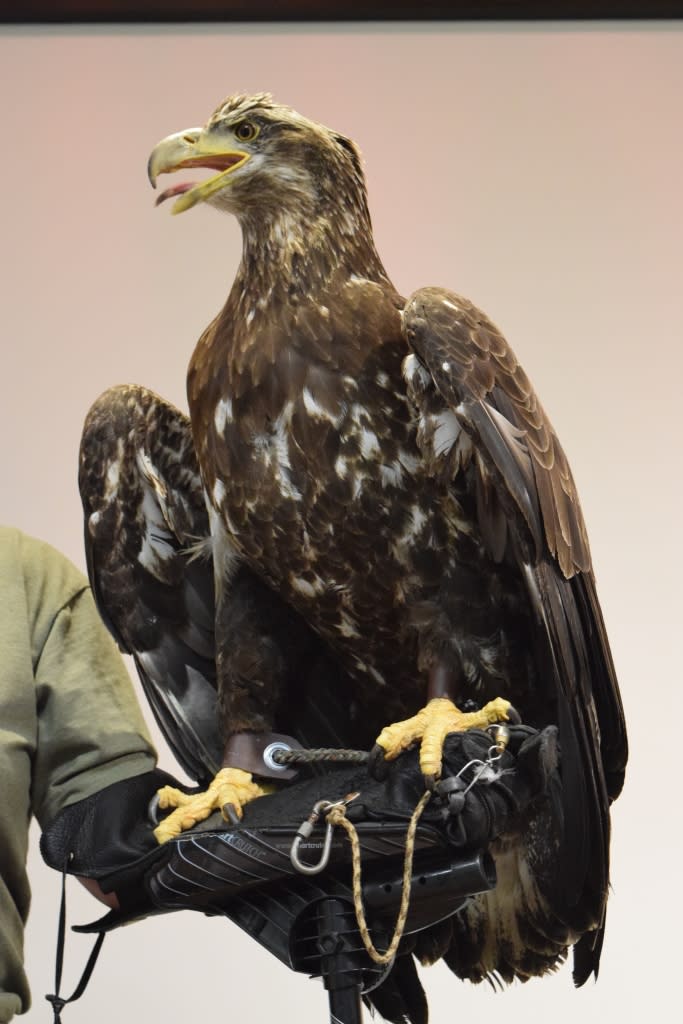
[0, 737, 30, 1024]
[31, 586, 156, 828]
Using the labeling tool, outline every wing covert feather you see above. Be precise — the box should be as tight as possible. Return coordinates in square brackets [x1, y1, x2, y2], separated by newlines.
[403, 287, 590, 577]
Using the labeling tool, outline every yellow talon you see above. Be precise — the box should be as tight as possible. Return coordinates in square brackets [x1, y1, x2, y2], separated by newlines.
[375, 696, 513, 781]
[153, 767, 266, 844]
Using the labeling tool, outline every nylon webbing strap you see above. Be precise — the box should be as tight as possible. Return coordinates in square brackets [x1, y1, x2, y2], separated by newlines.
[45, 865, 106, 1023]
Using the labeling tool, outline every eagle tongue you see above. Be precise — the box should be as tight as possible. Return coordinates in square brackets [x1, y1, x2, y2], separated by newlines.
[155, 182, 193, 207]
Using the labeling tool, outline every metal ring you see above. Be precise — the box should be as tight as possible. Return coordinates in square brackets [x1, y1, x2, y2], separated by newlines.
[262, 741, 293, 773]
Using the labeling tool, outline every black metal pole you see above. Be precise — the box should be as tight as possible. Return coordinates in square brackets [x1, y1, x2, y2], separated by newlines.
[317, 897, 365, 1024]
[327, 983, 363, 1024]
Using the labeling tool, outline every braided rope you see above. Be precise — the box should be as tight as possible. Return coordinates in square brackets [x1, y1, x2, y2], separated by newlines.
[325, 789, 432, 965]
[273, 747, 369, 765]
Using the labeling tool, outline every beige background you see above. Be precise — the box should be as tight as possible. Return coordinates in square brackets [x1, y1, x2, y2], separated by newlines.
[1, 20, 681, 1024]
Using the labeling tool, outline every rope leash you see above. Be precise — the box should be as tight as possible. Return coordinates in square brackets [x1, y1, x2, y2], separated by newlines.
[273, 747, 369, 766]
[325, 789, 432, 965]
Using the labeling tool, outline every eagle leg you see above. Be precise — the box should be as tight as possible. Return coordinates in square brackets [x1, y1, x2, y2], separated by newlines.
[153, 767, 268, 844]
[374, 695, 515, 786]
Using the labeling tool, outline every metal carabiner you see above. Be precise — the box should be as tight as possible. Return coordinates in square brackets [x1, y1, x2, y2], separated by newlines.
[290, 793, 360, 876]
[290, 799, 335, 875]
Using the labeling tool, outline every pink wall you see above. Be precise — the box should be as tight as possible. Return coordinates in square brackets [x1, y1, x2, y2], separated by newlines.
[1, 22, 680, 1023]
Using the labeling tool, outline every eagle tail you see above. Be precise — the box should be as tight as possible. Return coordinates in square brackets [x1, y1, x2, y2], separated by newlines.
[366, 955, 428, 1024]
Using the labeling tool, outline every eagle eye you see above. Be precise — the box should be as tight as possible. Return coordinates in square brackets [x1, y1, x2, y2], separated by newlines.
[234, 121, 259, 143]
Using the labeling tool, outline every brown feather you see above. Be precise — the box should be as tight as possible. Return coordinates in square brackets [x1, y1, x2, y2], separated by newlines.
[142, 95, 627, 991]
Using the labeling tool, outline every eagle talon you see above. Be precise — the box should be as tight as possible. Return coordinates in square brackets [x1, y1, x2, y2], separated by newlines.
[507, 704, 522, 725]
[375, 695, 516, 786]
[367, 743, 391, 781]
[153, 767, 266, 843]
[147, 792, 162, 827]
[223, 802, 240, 825]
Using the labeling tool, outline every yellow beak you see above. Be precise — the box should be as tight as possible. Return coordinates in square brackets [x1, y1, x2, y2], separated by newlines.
[147, 127, 250, 214]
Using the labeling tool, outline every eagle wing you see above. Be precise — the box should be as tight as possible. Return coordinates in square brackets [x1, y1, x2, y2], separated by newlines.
[79, 384, 223, 784]
[402, 287, 627, 984]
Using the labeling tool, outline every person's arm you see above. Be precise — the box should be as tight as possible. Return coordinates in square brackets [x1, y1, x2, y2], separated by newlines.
[31, 583, 156, 827]
[0, 530, 156, 1022]
[32, 585, 157, 913]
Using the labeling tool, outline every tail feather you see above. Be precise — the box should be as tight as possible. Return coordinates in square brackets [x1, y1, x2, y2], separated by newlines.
[366, 955, 428, 1024]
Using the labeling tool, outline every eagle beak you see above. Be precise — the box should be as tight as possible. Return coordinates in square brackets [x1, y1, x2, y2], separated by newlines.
[147, 127, 251, 214]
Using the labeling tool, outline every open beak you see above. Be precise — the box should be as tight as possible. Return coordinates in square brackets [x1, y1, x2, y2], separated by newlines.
[147, 127, 250, 214]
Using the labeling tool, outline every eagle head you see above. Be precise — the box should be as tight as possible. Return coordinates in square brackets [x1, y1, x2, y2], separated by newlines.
[147, 92, 369, 227]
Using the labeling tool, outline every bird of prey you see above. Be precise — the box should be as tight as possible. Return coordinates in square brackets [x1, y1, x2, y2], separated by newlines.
[80, 93, 626, 994]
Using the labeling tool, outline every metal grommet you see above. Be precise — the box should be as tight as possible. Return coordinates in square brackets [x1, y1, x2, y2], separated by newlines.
[262, 741, 293, 773]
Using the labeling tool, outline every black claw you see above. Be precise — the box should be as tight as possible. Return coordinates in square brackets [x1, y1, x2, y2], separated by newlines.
[223, 803, 240, 825]
[507, 704, 522, 725]
[367, 744, 390, 781]
[147, 794, 161, 827]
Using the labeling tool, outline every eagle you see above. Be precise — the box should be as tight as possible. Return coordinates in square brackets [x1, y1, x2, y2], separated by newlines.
[79, 93, 626, 1002]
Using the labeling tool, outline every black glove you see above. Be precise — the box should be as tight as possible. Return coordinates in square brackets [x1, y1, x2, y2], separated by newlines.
[40, 769, 189, 929]
[40, 727, 559, 932]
